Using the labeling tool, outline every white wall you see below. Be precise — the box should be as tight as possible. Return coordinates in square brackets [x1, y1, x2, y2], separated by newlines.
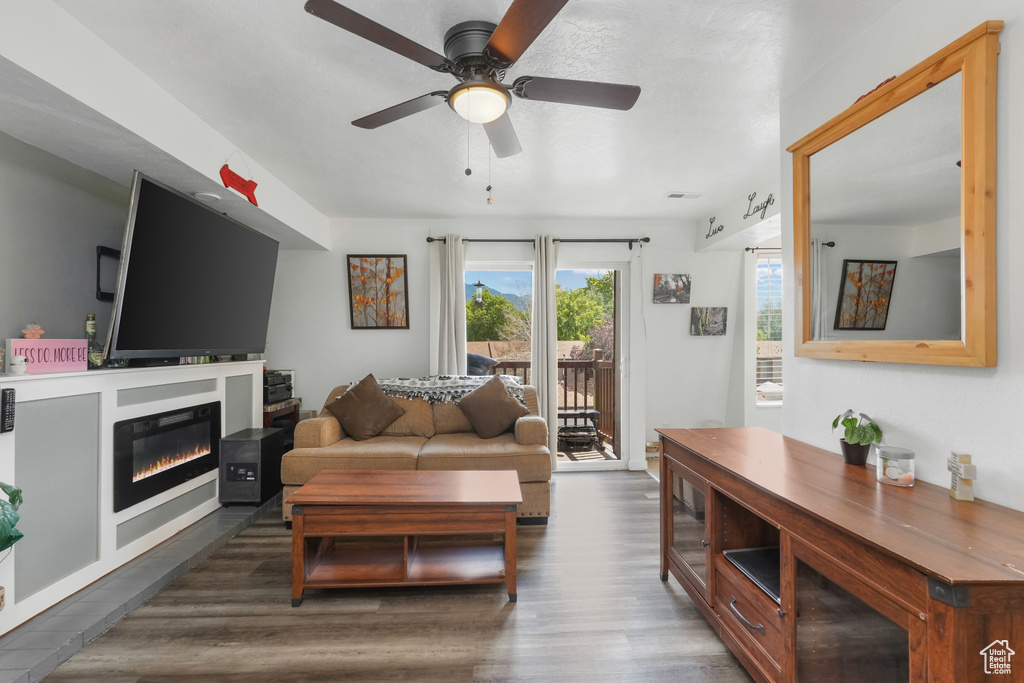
[265, 221, 435, 402]
[816, 224, 960, 340]
[264, 219, 744, 463]
[781, 2, 1024, 510]
[0, 131, 127, 344]
[0, 0, 330, 250]
[640, 226, 743, 435]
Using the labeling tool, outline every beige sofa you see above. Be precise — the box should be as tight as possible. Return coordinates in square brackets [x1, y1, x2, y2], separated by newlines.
[281, 383, 551, 523]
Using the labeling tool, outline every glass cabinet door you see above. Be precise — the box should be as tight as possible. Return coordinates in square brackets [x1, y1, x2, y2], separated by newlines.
[670, 466, 709, 592]
[796, 559, 910, 682]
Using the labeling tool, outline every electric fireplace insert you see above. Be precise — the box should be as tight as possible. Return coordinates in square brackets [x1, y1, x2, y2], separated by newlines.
[113, 401, 221, 512]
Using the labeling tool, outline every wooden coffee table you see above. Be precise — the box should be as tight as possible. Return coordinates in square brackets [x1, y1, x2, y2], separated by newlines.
[286, 469, 522, 606]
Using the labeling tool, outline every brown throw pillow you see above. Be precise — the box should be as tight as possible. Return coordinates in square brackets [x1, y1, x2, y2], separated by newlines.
[381, 396, 435, 438]
[457, 375, 529, 439]
[325, 374, 405, 441]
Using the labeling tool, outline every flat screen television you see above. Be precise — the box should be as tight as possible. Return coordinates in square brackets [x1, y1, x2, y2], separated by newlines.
[105, 171, 280, 360]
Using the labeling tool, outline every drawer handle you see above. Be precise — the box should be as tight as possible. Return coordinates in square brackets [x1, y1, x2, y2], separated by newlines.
[730, 597, 765, 635]
[701, 539, 709, 548]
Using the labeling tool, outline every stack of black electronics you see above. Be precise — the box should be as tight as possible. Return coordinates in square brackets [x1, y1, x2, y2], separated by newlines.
[263, 370, 292, 404]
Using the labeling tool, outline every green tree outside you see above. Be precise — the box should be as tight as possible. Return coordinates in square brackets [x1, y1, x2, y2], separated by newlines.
[465, 272, 614, 343]
[466, 289, 516, 341]
[756, 300, 782, 341]
[556, 286, 606, 341]
[584, 272, 614, 318]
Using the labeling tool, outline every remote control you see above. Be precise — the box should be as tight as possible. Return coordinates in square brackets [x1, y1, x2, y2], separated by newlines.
[1, 388, 14, 433]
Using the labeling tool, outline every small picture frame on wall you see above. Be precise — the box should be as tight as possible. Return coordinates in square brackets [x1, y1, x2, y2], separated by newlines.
[653, 273, 691, 304]
[347, 254, 409, 329]
[833, 259, 897, 330]
[690, 307, 728, 336]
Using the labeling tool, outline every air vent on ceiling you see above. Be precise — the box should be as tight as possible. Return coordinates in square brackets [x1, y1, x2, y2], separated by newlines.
[666, 191, 702, 199]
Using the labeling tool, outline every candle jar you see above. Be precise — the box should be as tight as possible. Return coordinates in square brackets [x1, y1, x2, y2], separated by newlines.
[876, 445, 915, 487]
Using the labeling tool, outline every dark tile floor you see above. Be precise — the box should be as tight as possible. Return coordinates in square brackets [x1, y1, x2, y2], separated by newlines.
[0, 494, 280, 683]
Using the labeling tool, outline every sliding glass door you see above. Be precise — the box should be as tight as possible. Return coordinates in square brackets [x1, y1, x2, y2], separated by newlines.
[554, 267, 621, 467]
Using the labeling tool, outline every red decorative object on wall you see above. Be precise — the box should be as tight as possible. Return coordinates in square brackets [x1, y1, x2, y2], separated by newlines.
[219, 164, 259, 206]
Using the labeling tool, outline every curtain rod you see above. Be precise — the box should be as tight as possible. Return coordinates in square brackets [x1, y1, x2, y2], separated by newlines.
[743, 241, 834, 253]
[426, 236, 651, 249]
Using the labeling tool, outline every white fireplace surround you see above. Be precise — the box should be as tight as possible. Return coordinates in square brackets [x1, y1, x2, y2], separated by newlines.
[0, 361, 262, 635]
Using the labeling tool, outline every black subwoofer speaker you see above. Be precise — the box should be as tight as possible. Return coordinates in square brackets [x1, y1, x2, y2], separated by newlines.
[219, 427, 285, 505]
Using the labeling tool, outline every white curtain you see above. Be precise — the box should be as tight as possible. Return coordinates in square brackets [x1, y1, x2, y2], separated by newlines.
[437, 234, 467, 375]
[532, 235, 559, 464]
[810, 238, 829, 340]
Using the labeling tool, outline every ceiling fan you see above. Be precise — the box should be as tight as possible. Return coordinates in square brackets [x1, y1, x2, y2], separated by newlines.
[304, 0, 641, 158]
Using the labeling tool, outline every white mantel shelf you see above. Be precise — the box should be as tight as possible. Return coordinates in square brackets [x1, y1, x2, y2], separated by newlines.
[0, 360, 260, 382]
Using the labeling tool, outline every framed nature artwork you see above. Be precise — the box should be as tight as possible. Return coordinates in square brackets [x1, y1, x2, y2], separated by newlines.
[833, 259, 897, 330]
[690, 307, 728, 336]
[653, 273, 691, 304]
[347, 255, 409, 329]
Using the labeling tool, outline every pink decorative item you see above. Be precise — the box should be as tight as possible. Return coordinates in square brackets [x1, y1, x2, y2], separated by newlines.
[21, 323, 44, 339]
[4, 339, 88, 374]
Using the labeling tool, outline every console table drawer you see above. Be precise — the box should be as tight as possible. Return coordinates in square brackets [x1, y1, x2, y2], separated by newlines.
[714, 558, 783, 672]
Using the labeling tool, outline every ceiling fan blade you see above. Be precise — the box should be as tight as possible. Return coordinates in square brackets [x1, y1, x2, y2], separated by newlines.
[512, 76, 641, 110]
[483, 113, 523, 158]
[484, 0, 569, 66]
[304, 0, 453, 73]
[352, 92, 448, 129]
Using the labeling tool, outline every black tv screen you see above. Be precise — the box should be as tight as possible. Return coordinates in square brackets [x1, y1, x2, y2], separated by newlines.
[107, 172, 279, 359]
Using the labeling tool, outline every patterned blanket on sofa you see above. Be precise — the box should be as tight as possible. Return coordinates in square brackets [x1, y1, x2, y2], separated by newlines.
[376, 375, 526, 406]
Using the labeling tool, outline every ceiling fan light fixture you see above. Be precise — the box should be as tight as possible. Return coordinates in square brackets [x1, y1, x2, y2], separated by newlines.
[449, 81, 510, 124]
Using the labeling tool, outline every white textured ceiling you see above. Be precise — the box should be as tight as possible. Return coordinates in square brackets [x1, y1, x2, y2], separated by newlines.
[812, 73, 961, 227]
[39, 0, 897, 222]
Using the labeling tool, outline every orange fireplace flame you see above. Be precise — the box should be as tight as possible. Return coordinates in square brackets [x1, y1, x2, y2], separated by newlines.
[133, 441, 211, 482]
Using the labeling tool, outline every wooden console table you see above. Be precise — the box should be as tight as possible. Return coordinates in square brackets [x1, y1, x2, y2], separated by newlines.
[287, 469, 521, 606]
[263, 396, 301, 428]
[658, 427, 1024, 682]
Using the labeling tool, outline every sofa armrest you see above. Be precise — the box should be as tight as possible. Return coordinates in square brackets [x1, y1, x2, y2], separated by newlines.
[514, 415, 548, 446]
[294, 416, 343, 448]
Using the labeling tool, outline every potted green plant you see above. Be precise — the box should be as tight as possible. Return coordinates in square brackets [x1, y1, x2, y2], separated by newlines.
[832, 410, 883, 465]
[0, 481, 24, 555]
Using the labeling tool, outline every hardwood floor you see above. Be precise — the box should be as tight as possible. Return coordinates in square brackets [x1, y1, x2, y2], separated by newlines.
[47, 472, 750, 682]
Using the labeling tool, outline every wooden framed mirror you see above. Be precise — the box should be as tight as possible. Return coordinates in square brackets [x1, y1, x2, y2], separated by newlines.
[788, 21, 1001, 366]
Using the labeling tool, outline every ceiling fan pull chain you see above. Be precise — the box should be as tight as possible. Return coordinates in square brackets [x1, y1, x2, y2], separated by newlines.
[465, 117, 472, 176]
[487, 148, 493, 205]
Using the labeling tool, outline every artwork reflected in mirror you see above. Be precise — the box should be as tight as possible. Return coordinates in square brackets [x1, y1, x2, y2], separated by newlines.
[834, 260, 897, 331]
[810, 74, 961, 342]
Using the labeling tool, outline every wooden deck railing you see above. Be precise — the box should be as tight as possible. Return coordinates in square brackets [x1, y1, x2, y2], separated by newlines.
[492, 349, 614, 447]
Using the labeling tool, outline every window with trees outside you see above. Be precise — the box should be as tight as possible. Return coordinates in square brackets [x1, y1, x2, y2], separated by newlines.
[466, 268, 618, 459]
[464, 269, 616, 379]
[465, 271, 534, 374]
[756, 252, 783, 403]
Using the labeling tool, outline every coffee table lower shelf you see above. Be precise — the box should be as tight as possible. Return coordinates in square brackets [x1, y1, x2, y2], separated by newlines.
[299, 538, 509, 593]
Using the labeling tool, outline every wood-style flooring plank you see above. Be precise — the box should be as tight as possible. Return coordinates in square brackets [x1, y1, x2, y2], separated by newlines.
[47, 472, 750, 682]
